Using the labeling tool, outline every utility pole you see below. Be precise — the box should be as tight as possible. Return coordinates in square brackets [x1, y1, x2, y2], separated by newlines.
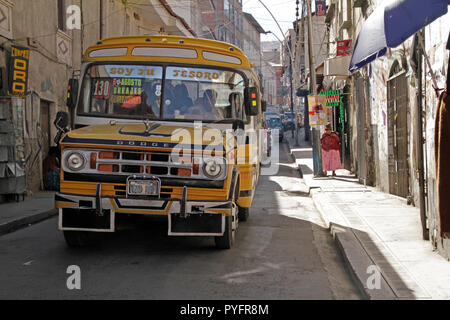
[306, 0, 324, 176]
[215, 0, 219, 40]
[289, 49, 296, 144]
[300, 0, 310, 142]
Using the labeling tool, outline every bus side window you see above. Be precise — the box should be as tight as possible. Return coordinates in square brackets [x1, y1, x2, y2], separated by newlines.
[227, 93, 235, 119]
[229, 92, 244, 120]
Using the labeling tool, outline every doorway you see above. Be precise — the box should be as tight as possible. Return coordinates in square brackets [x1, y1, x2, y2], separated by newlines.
[387, 71, 409, 198]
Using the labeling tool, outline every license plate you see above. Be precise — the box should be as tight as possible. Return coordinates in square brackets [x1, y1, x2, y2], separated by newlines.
[127, 178, 160, 196]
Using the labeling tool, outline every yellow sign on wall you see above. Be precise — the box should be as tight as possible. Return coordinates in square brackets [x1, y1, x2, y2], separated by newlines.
[9, 45, 30, 98]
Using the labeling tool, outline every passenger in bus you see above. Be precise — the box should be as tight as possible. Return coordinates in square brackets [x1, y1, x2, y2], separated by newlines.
[184, 98, 204, 119]
[144, 82, 162, 116]
[163, 82, 176, 116]
[118, 84, 158, 118]
[171, 84, 193, 115]
[139, 89, 158, 118]
[185, 89, 223, 120]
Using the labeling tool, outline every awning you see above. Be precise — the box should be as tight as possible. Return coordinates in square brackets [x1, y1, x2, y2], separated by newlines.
[349, 0, 450, 72]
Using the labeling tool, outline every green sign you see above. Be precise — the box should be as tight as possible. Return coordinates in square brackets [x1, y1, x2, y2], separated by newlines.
[319, 90, 345, 131]
[319, 90, 340, 107]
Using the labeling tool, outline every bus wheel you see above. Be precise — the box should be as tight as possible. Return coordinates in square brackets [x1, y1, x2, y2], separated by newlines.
[63, 231, 95, 247]
[215, 213, 234, 249]
[215, 178, 239, 249]
[238, 206, 250, 222]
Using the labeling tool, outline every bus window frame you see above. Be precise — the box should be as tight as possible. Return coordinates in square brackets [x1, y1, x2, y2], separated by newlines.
[76, 61, 252, 125]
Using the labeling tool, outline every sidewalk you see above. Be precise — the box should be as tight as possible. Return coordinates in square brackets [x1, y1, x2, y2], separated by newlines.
[286, 132, 450, 300]
[0, 191, 57, 236]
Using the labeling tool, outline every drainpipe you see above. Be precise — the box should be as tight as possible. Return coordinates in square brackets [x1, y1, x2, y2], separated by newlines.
[417, 30, 429, 240]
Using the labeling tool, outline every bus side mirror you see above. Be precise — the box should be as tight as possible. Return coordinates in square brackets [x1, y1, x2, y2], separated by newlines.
[245, 87, 260, 116]
[261, 100, 267, 112]
[53, 111, 69, 145]
[54, 111, 69, 130]
[66, 78, 79, 109]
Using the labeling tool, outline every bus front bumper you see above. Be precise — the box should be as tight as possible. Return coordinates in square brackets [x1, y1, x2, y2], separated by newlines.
[56, 192, 232, 236]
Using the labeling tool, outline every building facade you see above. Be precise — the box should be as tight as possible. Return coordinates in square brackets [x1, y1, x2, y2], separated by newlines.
[261, 41, 282, 109]
[320, 0, 450, 260]
[201, 0, 245, 48]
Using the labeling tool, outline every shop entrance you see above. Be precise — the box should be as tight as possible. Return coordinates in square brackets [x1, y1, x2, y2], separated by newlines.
[387, 70, 409, 198]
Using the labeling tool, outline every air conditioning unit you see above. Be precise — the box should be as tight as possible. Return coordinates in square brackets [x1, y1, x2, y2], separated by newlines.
[324, 55, 351, 78]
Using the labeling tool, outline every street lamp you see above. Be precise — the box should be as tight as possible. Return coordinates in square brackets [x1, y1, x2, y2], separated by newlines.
[256, 0, 298, 145]
[263, 30, 297, 145]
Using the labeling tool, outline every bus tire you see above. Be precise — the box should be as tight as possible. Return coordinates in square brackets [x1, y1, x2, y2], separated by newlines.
[215, 214, 234, 249]
[215, 175, 239, 249]
[238, 206, 249, 222]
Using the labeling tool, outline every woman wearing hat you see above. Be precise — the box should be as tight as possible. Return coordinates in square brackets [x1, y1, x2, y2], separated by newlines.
[321, 123, 342, 177]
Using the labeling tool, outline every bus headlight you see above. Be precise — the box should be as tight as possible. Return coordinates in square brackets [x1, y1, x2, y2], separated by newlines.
[203, 159, 223, 179]
[66, 152, 86, 171]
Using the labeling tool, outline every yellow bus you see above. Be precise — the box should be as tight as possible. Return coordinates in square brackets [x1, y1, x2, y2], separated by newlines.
[55, 35, 266, 249]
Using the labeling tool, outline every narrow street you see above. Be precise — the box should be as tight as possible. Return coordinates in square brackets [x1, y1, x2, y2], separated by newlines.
[0, 141, 361, 300]
[0, 0, 448, 307]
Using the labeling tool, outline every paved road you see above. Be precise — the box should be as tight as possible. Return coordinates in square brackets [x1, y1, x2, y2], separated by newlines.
[0, 142, 362, 299]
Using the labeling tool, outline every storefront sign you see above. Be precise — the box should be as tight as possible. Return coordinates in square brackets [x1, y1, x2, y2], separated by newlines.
[308, 95, 330, 126]
[319, 90, 341, 107]
[319, 90, 346, 131]
[9, 46, 30, 97]
[337, 40, 352, 56]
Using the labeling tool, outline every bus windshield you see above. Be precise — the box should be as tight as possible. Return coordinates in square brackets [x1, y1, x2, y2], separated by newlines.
[78, 64, 247, 122]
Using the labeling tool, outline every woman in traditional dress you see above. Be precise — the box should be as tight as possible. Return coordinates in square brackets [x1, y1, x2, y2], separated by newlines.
[321, 123, 342, 177]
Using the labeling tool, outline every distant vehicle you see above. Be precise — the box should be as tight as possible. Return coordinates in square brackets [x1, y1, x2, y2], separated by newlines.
[283, 112, 295, 131]
[264, 111, 279, 119]
[266, 116, 284, 142]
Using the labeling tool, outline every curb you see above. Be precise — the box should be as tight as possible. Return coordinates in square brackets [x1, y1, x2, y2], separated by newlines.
[331, 224, 397, 300]
[288, 137, 396, 299]
[286, 138, 304, 179]
[310, 190, 397, 300]
[0, 209, 58, 236]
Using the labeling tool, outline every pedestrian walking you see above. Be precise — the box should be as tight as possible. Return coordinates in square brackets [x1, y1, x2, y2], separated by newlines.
[321, 123, 342, 177]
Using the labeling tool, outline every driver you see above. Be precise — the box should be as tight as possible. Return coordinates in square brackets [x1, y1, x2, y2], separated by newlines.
[185, 89, 223, 120]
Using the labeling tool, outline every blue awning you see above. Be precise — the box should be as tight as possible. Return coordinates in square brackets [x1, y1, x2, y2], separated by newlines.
[349, 0, 450, 73]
